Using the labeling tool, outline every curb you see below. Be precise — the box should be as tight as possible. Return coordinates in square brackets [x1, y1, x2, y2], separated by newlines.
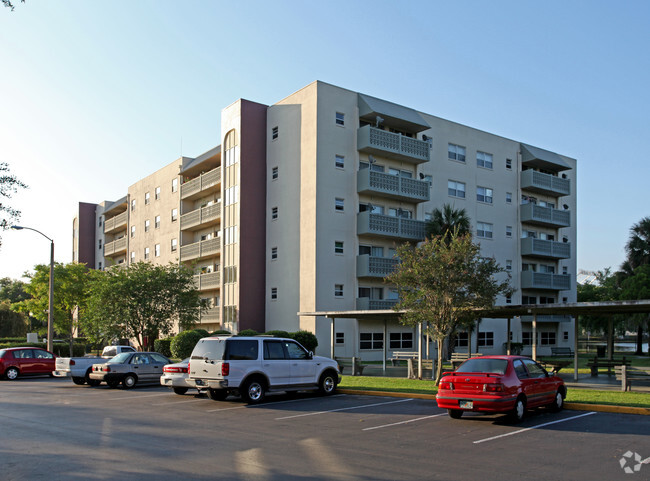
[338, 389, 650, 415]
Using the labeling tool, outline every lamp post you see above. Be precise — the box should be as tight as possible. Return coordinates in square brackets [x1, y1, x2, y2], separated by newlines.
[11, 225, 54, 353]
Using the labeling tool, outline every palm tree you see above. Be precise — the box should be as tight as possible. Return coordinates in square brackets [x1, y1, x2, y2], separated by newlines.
[625, 216, 650, 270]
[425, 204, 471, 243]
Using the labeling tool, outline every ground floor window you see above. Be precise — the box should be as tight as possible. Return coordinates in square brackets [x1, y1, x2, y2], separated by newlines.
[336, 332, 345, 345]
[455, 332, 468, 347]
[389, 332, 413, 349]
[478, 331, 494, 347]
[563, 331, 569, 341]
[541, 332, 556, 345]
[360, 332, 384, 350]
[522, 332, 534, 345]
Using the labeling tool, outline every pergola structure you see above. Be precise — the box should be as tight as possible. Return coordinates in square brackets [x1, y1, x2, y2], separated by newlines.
[299, 299, 650, 381]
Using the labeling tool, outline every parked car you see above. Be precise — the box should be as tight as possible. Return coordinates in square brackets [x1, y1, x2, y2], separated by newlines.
[0, 347, 56, 380]
[53, 345, 136, 386]
[187, 336, 341, 403]
[89, 351, 170, 389]
[436, 355, 566, 422]
[160, 358, 202, 395]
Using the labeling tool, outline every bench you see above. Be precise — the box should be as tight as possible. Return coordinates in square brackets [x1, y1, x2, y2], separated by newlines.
[450, 352, 483, 370]
[586, 356, 631, 377]
[539, 360, 571, 373]
[335, 357, 367, 376]
[390, 351, 419, 366]
[550, 347, 574, 357]
[615, 365, 650, 392]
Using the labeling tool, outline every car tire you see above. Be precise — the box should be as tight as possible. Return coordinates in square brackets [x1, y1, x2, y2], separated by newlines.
[87, 379, 101, 387]
[72, 377, 86, 385]
[241, 377, 266, 404]
[448, 409, 463, 419]
[318, 371, 337, 395]
[548, 390, 564, 412]
[122, 374, 137, 389]
[509, 396, 526, 423]
[106, 380, 119, 388]
[207, 388, 228, 401]
[5, 367, 19, 381]
[173, 387, 189, 395]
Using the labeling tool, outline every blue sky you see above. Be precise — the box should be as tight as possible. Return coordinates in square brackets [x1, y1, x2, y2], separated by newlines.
[1, 0, 648, 280]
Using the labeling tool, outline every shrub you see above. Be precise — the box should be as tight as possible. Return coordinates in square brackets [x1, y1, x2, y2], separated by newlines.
[170, 330, 203, 359]
[192, 329, 210, 338]
[264, 330, 290, 338]
[154, 338, 173, 358]
[237, 329, 259, 337]
[0, 342, 86, 357]
[210, 329, 231, 336]
[289, 330, 318, 352]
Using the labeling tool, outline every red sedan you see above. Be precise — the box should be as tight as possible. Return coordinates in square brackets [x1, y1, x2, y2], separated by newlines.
[436, 355, 566, 422]
[0, 347, 56, 380]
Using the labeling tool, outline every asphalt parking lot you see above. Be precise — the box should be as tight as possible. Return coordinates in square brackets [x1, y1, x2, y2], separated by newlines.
[1, 378, 649, 481]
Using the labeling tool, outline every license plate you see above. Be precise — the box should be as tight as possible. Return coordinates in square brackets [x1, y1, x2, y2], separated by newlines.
[195, 379, 204, 386]
[459, 400, 473, 409]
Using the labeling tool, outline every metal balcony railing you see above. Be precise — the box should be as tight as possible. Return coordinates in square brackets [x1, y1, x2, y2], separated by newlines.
[103, 211, 128, 234]
[356, 254, 400, 278]
[181, 168, 221, 199]
[357, 211, 426, 241]
[357, 169, 430, 202]
[180, 237, 220, 262]
[104, 237, 127, 257]
[521, 170, 570, 197]
[520, 238, 571, 259]
[520, 203, 570, 228]
[520, 271, 571, 291]
[356, 297, 399, 310]
[180, 204, 221, 230]
[193, 272, 220, 290]
[357, 125, 430, 164]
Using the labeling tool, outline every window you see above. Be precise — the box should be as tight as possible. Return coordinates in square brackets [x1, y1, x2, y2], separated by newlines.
[541, 332, 556, 345]
[335, 155, 345, 169]
[540, 265, 555, 274]
[334, 241, 344, 254]
[389, 207, 412, 219]
[539, 296, 555, 304]
[360, 161, 385, 172]
[477, 151, 493, 169]
[522, 331, 534, 346]
[98, 217, 102, 227]
[522, 263, 537, 272]
[476, 186, 493, 204]
[271, 206, 278, 220]
[448, 180, 466, 198]
[272, 166, 278, 180]
[224, 226, 238, 245]
[130, 252, 135, 263]
[145, 220, 150, 232]
[271, 247, 278, 260]
[171, 178, 178, 193]
[360, 332, 383, 350]
[506, 294, 512, 304]
[448, 143, 466, 162]
[506, 192, 512, 204]
[335, 112, 345, 126]
[225, 186, 239, 206]
[155, 215, 160, 229]
[506, 158, 513, 170]
[145, 192, 150, 205]
[272, 126, 278, 140]
[563, 266, 568, 275]
[171, 208, 178, 222]
[476, 222, 493, 239]
[563, 331, 569, 341]
[155, 244, 160, 257]
[271, 287, 278, 300]
[131, 199, 136, 211]
[336, 332, 345, 345]
[506, 225, 513, 238]
[144, 247, 150, 260]
[155, 186, 160, 200]
[171, 238, 177, 252]
[98, 239, 102, 249]
[389, 332, 413, 349]
[506, 260, 512, 271]
[522, 295, 537, 304]
[335, 198, 345, 212]
[455, 332, 469, 347]
[334, 284, 344, 298]
[477, 332, 494, 347]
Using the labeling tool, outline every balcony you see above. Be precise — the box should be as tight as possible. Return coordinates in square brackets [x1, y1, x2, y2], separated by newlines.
[357, 211, 426, 242]
[104, 237, 127, 257]
[193, 272, 220, 290]
[200, 307, 220, 323]
[521, 170, 570, 197]
[357, 125, 430, 164]
[104, 211, 128, 234]
[357, 169, 430, 203]
[357, 254, 399, 279]
[520, 238, 571, 259]
[521, 271, 571, 291]
[180, 204, 221, 231]
[356, 297, 399, 310]
[181, 167, 221, 200]
[520, 203, 570, 228]
[180, 237, 220, 262]
[520, 315, 572, 323]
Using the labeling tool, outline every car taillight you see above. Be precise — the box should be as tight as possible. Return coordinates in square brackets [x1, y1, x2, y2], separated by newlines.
[102, 365, 111, 372]
[439, 381, 454, 390]
[187, 361, 190, 372]
[69, 360, 76, 366]
[164, 366, 188, 373]
[221, 362, 229, 376]
[484, 383, 504, 392]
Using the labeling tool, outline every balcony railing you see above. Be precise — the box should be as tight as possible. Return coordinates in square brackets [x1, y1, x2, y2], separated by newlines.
[521, 170, 570, 197]
[193, 272, 220, 290]
[520, 203, 570, 228]
[200, 307, 220, 322]
[356, 254, 399, 278]
[357, 211, 426, 241]
[356, 297, 399, 310]
[520, 315, 572, 323]
[520, 238, 571, 259]
[180, 237, 220, 262]
[357, 169, 430, 203]
[104, 236, 127, 257]
[357, 125, 430, 164]
[181, 167, 221, 200]
[180, 204, 221, 231]
[520, 271, 571, 291]
[104, 211, 127, 234]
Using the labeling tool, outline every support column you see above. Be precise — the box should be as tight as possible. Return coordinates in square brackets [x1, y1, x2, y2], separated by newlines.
[418, 322, 423, 379]
[383, 319, 387, 374]
[330, 316, 335, 360]
[574, 315, 579, 382]
[532, 314, 538, 361]
[506, 317, 511, 355]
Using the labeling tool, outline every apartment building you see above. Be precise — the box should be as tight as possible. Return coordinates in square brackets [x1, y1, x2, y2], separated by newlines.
[73, 80, 577, 358]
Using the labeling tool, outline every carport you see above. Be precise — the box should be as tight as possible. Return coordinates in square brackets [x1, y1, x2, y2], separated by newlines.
[299, 299, 650, 381]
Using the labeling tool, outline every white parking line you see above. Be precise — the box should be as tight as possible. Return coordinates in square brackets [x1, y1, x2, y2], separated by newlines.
[151, 397, 209, 406]
[473, 411, 597, 444]
[275, 398, 414, 420]
[204, 394, 346, 412]
[101, 392, 170, 402]
[362, 413, 447, 431]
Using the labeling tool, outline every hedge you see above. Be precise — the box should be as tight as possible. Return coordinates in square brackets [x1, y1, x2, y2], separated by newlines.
[154, 338, 173, 358]
[0, 342, 87, 357]
[170, 330, 204, 359]
[289, 330, 318, 352]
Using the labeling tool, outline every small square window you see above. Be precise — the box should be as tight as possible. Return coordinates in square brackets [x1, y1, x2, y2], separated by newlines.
[335, 155, 345, 169]
[272, 126, 279, 140]
[506, 192, 513, 204]
[272, 166, 278, 180]
[506, 226, 513, 238]
[155, 186, 161, 200]
[335, 284, 344, 298]
[98, 217, 103, 227]
[476, 186, 493, 204]
[563, 331, 569, 341]
[171, 208, 178, 222]
[98, 239, 102, 249]
[335, 112, 345, 126]
[477, 222, 493, 239]
[145, 220, 150, 232]
[144, 247, 150, 260]
[145, 192, 150, 205]
[335, 332, 345, 345]
[171, 238, 177, 252]
[477, 151, 493, 169]
[448, 180, 466, 198]
[172, 178, 178, 193]
[335, 198, 345, 212]
[506, 158, 513, 170]
[334, 241, 344, 254]
[271, 287, 278, 300]
[155, 244, 160, 257]
[131, 226, 136, 238]
[131, 199, 136, 211]
[448, 143, 466, 162]
[271, 206, 278, 220]
[155, 215, 160, 229]
[506, 294, 512, 304]
[506, 260, 512, 271]
[271, 247, 278, 260]
[130, 252, 135, 263]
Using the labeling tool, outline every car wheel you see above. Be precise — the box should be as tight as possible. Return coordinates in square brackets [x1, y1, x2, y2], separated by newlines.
[87, 379, 101, 387]
[5, 367, 19, 381]
[122, 374, 137, 389]
[72, 377, 86, 385]
[318, 371, 337, 395]
[207, 388, 228, 401]
[173, 387, 189, 395]
[448, 409, 463, 419]
[106, 380, 119, 388]
[241, 377, 265, 404]
[548, 390, 564, 412]
[509, 396, 526, 423]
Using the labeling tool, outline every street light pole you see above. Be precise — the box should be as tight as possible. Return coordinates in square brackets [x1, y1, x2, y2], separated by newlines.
[11, 225, 55, 353]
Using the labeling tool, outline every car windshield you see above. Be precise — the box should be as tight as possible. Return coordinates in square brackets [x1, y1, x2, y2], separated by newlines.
[456, 358, 508, 375]
[191, 339, 226, 360]
[108, 352, 132, 364]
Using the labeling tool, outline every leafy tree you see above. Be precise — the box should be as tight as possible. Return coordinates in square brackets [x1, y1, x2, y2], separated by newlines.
[0, 162, 28, 247]
[624, 217, 650, 271]
[170, 330, 205, 359]
[2, 0, 24, 11]
[0, 277, 29, 303]
[386, 232, 513, 383]
[289, 330, 318, 353]
[0, 300, 27, 337]
[620, 265, 650, 356]
[86, 262, 202, 350]
[425, 204, 471, 242]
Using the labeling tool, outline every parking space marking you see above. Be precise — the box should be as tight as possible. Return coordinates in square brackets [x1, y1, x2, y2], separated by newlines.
[101, 392, 170, 402]
[362, 413, 446, 431]
[473, 411, 597, 444]
[151, 397, 210, 406]
[275, 398, 414, 420]
[204, 394, 346, 412]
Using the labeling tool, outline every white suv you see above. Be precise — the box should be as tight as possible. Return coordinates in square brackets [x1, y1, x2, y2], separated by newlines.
[187, 336, 341, 403]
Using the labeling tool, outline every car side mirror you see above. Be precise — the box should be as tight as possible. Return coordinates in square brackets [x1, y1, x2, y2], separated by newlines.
[308, 351, 314, 359]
